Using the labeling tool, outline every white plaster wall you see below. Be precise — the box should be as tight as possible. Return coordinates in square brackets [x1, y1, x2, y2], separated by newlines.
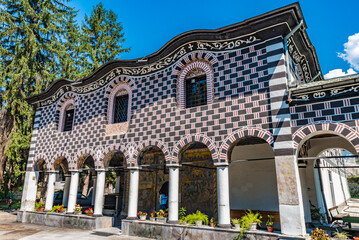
[229, 143, 279, 211]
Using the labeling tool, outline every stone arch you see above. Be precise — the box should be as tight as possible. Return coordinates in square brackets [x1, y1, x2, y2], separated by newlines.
[100, 144, 127, 169]
[172, 51, 218, 76]
[218, 127, 274, 163]
[172, 134, 218, 164]
[50, 151, 71, 172]
[74, 147, 96, 170]
[174, 59, 215, 109]
[292, 121, 359, 154]
[135, 139, 171, 165]
[33, 153, 50, 170]
[32, 156, 48, 171]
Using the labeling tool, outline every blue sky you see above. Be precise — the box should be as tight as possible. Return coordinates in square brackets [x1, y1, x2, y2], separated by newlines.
[69, 0, 359, 79]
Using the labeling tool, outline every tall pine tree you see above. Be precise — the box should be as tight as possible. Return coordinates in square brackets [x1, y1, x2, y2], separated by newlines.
[0, 0, 80, 194]
[82, 2, 130, 73]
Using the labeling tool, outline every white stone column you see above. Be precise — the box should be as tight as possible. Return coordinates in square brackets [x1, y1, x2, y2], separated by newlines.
[299, 165, 312, 223]
[66, 170, 79, 214]
[91, 175, 97, 206]
[44, 171, 56, 211]
[94, 170, 106, 216]
[62, 174, 71, 207]
[275, 155, 306, 236]
[168, 165, 179, 224]
[20, 171, 38, 211]
[215, 163, 231, 228]
[127, 167, 139, 220]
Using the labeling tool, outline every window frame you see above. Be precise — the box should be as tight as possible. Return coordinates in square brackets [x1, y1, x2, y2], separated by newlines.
[107, 83, 132, 125]
[177, 61, 214, 109]
[59, 99, 76, 132]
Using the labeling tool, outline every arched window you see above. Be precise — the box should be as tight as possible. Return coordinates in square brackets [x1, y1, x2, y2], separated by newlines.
[63, 104, 75, 131]
[185, 69, 207, 108]
[177, 61, 214, 109]
[113, 90, 129, 123]
[107, 83, 132, 125]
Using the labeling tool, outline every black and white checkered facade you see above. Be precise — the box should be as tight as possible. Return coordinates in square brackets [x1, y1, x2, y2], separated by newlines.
[26, 3, 359, 173]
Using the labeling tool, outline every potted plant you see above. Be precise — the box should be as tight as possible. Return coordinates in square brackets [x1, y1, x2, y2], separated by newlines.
[74, 204, 82, 215]
[266, 215, 274, 232]
[85, 208, 94, 216]
[46, 204, 64, 214]
[240, 210, 262, 231]
[137, 211, 147, 221]
[35, 201, 45, 212]
[184, 210, 208, 227]
[150, 211, 156, 221]
[231, 218, 241, 230]
[210, 217, 215, 227]
[332, 230, 350, 240]
[156, 209, 167, 223]
[179, 207, 187, 225]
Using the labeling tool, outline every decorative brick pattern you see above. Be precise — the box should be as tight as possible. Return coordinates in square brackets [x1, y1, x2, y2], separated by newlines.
[292, 121, 359, 152]
[218, 127, 274, 162]
[176, 60, 214, 109]
[172, 134, 218, 164]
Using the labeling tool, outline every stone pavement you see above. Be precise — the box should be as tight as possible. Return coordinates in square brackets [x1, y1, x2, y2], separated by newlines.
[0, 211, 152, 240]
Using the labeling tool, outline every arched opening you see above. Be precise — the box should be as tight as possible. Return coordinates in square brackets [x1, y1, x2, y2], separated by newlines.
[103, 151, 127, 217]
[77, 154, 96, 209]
[227, 136, 279, 228]
[137, 146, 168, 214]
[33, 159, 47, 202]
[179, 142, 216, 219]
[297, 132, 358, 224]
[52, 156, 70, 206]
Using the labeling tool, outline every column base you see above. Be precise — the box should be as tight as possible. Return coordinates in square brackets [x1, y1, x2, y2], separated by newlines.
[167, 220, 179, 224]
[126, 217, 138, 220]
[93, 214, 103, 217]
[217, 224, 231, 228]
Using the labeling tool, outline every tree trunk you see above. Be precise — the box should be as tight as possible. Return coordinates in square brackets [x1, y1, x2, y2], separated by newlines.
[0, 109, 14, 189]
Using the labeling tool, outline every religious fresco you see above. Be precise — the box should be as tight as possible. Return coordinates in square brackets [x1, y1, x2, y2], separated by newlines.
[180, 147, 217, 219]
[137, 149, 167, 213]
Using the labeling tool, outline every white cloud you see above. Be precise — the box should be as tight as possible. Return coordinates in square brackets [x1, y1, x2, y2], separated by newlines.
[324, 68, 356, 79]
[338, 33, 359, 71]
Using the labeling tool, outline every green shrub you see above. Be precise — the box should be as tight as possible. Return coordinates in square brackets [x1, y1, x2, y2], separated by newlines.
[184, 210, 208, 225]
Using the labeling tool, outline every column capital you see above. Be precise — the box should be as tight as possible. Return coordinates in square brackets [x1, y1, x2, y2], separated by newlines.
[214, 162, 229, 167]
[127, 166, 140, 170]
[69, 169, 80, 173]
[46, 170, 57, 174]
[167, 164, 180, 168]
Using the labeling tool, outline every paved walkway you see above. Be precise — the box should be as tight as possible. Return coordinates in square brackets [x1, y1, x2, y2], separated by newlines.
[0, 211, 152, 240]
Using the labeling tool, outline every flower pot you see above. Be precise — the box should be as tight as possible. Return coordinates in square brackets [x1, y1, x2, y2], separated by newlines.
[55, 210, 59, 213]
[195, 220, 202, 227]
[249, 222, 257, 231]
[267, 226, 274, 232]
[74, 211, 81, 215]
[210, 222, 214, 227]
[139, 215, 146, 221]
[353, 237, 359, 240]
[234, 224, 241, 230]
[38, 206, 45, 212]
[156, 217, 166, 223]
[150, 217, 156, 221]
[87, 213, 93, 217]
